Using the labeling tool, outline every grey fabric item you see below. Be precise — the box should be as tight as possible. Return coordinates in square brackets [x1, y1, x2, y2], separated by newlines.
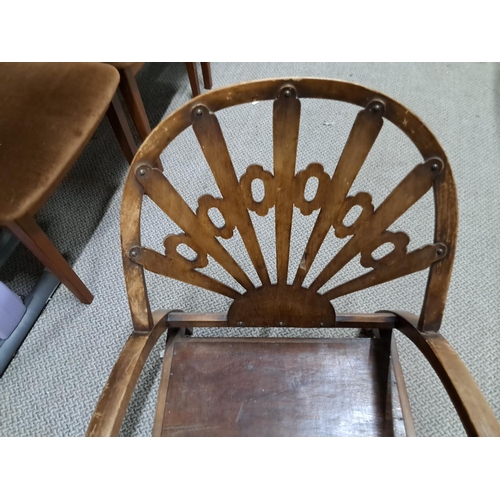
[0, 62, 499, 437]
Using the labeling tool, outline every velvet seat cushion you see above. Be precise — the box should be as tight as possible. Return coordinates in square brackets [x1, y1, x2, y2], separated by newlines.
[0, 62, 120, 223]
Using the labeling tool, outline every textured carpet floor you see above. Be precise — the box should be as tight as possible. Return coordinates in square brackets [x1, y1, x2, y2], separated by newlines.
[1, 62, 499, 437]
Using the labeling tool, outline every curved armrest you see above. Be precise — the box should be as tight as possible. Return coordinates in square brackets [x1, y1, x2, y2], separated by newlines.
[86, 310, 174, 437]
[388, 310, 500, 437]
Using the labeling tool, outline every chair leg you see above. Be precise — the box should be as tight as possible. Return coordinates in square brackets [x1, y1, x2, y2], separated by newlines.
[200, 62, 212, 90]
[185, 62, 201, 97]
[5, 215, 93, 304]
[119, 67, 153, 142]
[118, 68, 163, 171]
[106, 92, 138, 165]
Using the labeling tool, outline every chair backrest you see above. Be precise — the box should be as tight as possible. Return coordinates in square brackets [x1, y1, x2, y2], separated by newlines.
[121, 78, 458, 334]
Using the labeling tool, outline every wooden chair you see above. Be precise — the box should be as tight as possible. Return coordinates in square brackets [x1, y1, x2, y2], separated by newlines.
[0, 62, 137, 304]
[87, 78, 500, 437]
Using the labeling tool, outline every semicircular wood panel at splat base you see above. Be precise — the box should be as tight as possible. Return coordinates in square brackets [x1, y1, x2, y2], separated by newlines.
[122, 78, 458, 332]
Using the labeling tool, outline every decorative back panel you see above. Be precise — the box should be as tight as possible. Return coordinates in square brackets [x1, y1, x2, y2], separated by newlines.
[121, 79, 458, 333]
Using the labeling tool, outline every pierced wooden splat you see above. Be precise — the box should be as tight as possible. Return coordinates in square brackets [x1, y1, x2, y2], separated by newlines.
[310, 158, 445, 293]
[192, 104, 271, 287]
[121, 78, 457, 330]
[293, 100, 385, 287]
[130, 246, 240, 299]
[134, 164, 254, 293]
[324, 243, 447, 300]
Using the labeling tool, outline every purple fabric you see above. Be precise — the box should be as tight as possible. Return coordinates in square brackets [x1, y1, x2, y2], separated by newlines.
[0, 281, 26, 340]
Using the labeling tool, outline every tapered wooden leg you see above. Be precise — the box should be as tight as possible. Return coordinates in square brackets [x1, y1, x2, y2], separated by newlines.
[119, 67, 153, 142]
[185, 62, 200, 97]
[6, 215, 93, 304]
[119, 68, 163, 171]
[200, 62, 212, 90]
[106, 92, 138, 165]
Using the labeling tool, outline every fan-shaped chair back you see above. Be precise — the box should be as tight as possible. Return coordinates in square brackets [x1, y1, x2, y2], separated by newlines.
[120, 78, 458, 334]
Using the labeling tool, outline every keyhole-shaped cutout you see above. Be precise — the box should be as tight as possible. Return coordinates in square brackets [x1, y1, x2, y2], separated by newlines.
[371, 242, 395, 260]
[177, 244, 198, 261]
[343, 205, 363, 227]
[251, 178, 265, 202]
[208, 207, 225, 229]
[304, 176, 319, 202]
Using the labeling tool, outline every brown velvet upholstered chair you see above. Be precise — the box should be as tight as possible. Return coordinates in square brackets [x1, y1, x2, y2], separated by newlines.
[0, 63, 137, 304]
[87, 78, 500, 437]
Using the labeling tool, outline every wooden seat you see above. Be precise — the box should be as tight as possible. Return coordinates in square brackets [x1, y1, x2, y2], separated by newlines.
[87, 78, 500, 437]
[157, 335, 402, 437]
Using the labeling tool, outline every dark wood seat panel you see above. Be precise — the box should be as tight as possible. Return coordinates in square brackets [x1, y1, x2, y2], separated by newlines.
[160, 337, 402, 437]
[0, 62, 119, 222]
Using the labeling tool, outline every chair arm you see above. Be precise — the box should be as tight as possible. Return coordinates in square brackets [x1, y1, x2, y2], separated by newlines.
[86, 310, 172, 437]
[388, 310, 500, 437]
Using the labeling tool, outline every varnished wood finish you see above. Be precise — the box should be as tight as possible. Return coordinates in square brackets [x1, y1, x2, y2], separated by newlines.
[121, 78, 458, 332]
[185, 62, 201, 97]
[7, 215, 93, 304]
[120, 168, 153, 332]
[86, 310, 171, 437]
[273, 86, 301, 285]
[390, 333, 416, 436]
[227, 284, 336, 327]
[200, 62, 212, 90]
[389, 310, 500, 437]
[106, 93, 138, 165]
[112, 84, 153, 333]
[419, 163, 458, 332]
[160, 336, 398, 437]
[118, 67, 163, 171]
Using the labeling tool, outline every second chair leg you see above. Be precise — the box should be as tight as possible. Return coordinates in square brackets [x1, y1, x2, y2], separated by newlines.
[117, 68, 163, 171]
[200, 62, 212, 90]
[6, 215, 93, 304]
[185, 62, 201, 97]
[119, 67, 154, 142]
[106, 93, 138, 165]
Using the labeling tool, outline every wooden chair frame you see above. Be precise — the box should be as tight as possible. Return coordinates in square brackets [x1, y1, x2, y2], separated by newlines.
[87, 78, 500, 437]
